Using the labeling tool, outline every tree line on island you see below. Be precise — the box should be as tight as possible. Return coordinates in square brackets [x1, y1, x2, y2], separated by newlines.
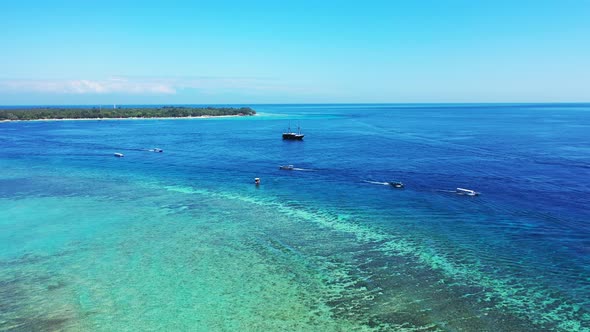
[0, 106, 256, 121]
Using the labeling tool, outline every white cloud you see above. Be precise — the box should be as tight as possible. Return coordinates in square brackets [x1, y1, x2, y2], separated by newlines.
[0, 76, 308, 96]
[0, 78, 177, 94]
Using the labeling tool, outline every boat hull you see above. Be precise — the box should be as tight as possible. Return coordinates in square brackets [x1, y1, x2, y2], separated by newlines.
[456, 188, 479, 196]
[282, 133, 304, 140]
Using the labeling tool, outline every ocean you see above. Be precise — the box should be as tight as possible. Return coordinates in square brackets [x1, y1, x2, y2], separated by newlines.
[1, 103, 589, 331]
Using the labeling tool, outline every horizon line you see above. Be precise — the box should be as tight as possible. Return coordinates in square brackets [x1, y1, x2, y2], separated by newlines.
[1, 101, 590, 107]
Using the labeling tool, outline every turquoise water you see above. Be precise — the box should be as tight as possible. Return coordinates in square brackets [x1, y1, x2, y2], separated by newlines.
[1, 104, 589, 331]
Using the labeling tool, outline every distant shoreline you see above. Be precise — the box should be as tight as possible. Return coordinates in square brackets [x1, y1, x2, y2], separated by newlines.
[0, 114, 256, 123]
[0, 106, 256, 122]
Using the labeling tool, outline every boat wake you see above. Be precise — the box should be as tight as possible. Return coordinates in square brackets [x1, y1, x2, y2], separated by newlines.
[435, 189, 458, 193]
[362, 180, 391, 186]
[435, 189, 481, 196]
[279, 165, 315, 171]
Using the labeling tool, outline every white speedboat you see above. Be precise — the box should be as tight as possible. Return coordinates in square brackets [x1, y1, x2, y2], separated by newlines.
[149, 148, 163, 152]
[279, 165, 294, 170]
[114, 153, 124, 158]
[456, 188, 478, 196]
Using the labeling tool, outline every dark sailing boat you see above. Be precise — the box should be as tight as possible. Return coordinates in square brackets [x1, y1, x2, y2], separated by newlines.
[282, 123, 304, 140]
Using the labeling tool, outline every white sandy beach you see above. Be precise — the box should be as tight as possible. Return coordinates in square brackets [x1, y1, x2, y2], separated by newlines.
[0, 114, 257, 123]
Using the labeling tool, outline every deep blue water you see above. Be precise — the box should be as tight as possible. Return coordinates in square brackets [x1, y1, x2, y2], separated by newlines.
[1, 104, 589, 331]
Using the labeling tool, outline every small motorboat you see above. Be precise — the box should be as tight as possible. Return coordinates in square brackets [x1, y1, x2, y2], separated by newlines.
[149, 148, 163, 153]
[279, 165, 294, 170]
[114, 153, 124, 158]
[456, 188, 479, 196]
[387, 181, 404, 188]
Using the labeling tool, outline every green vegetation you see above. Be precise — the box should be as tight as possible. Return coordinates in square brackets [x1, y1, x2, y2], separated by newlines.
[0, 106, 256, 121]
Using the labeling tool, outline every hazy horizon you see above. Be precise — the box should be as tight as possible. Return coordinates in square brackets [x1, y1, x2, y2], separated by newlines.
[2, 102, 590, 108]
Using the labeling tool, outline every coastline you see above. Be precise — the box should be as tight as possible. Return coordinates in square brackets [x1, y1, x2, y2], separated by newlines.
[0, 113, 257, 123]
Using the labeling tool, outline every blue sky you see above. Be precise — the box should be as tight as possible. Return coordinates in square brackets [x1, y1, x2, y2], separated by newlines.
[0, 0, 589, 104]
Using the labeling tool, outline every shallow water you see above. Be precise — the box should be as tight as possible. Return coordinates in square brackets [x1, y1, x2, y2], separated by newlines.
[1, 104, 589, 331]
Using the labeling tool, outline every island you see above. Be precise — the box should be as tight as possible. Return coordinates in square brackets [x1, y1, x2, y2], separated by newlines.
[0, 106, 256, 121]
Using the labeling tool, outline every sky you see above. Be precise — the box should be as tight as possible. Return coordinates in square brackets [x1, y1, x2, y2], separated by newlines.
[0, 0, 589, 104]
